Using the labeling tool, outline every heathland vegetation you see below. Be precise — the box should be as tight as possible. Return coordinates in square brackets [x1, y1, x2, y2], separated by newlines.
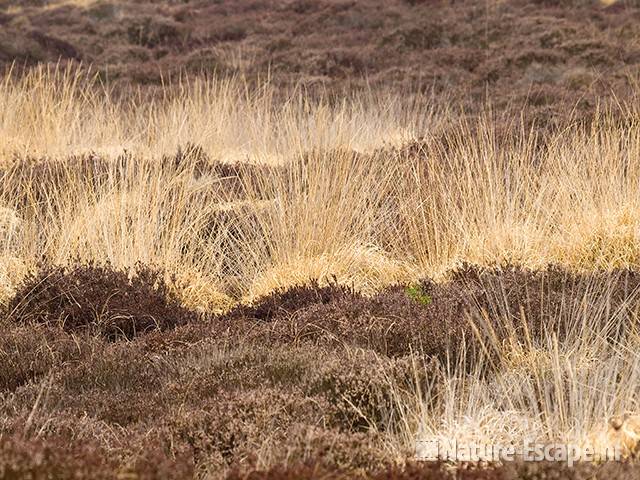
[3, 1, 640, 479]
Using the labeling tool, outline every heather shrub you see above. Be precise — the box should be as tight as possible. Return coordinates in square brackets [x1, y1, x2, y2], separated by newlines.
[76, 390, 167, 427]
[6, 263, 197, 340]
[0, 435, 115, 480]
[0, 149, 272, 214]
[167, 389, 319, 472]
[0, 154, 110, 211]
[445, 264, 640, 343]
[224, 461, 461, 480]
[0, 433, 194, 480]
[226, 463, 344, 480]
[225, 264, 640, 368]
[304, 351, 424, 433]
[0, 325, 80, 391]
[3, 264, 640, 477]
[281, 425, 389, 472]
[178, 343, 323, 397]
[242, 282, 468, 360]
[308, 361, 392, 431]
[0, 338, 171, 427]
[167, 398, 388, 475]
[126, 16, 187, 48]
[228, 281, 355, 322]
[226, 460, 640, 480]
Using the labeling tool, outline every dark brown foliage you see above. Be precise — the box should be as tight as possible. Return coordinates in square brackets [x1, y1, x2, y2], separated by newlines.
[228, 281, 356, 323]
[0, 434, 194, 480]
[0, 308, 404, 474]
[224, 264, 640, 364]
[28, 31, 80, 60]
[445, 263, 640, 343]
[0, 324, 84, 391]
[6, 263, 196, 340]
[4, 264, 640, 477]
[0, 147, 285, 216]
[0, 435, 116, 480]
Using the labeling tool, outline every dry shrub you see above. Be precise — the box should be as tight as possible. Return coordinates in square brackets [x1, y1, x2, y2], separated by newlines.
[0, 433, 194, 480]
[225, 276, 469, 360]
[227, 264, 640, 363]
[167, 389, 320, 473]
[0, 324, 406, 473]
[229, 281, 355, 323]
[168, 393, 388, 475]
[281, 426, 388, 473]
[55, 345, 172, 425]
[304, 351, 419, 432]
[4, 265, 640, 476]
[0, 145, 275, 209]
[226, 460, 640, 480]
[0, 434, 115, 480]
[224, 462, 461, 480]
[0, 332, 174, 425]
[148, 337, 421, 434]
[0, 154, 113, 210]
[126, 15, 188, 49]
[225, 463, 346, 480]
[289, 283, 465, 359]
[0, 324, 83, 392]
[165, 342, 320, 398]
[174, 340, 423, 436]
[6, 263, 197, 340]
[28, 31, 79, 60]
[444, 264, 640, 342]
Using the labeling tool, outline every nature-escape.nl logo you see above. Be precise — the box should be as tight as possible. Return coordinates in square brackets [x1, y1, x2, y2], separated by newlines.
[415, 438, 621, 467]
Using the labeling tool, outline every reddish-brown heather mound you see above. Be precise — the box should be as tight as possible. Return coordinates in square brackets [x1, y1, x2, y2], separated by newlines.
[3, 264, 640, 477]
[6, 263, 197, 340]
[1, 146, 278, 199]
[221, 264, 640, 361]
[0, 433, 194, 480]
[228, 281, 357, 323]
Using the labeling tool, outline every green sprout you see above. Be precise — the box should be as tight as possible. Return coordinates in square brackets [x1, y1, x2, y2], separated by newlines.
[405, 284, 432, 306]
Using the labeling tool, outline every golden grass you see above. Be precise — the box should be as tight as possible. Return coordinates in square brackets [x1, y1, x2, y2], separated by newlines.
[391, 285, 640, 463]
[2, 66, 640, 308]
[247, 243, 416, 299]
[0, 65, 430, 164]
[3, 65, 640, 466]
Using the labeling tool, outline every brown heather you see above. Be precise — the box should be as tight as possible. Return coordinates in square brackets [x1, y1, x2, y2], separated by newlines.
[221, 264, 640, 364]
[2, 0, 639, 126]
[0, 433, 194, 480]
[3, 1, 640, 475]
[2, 262, 640, 476]
[6, 263, 197, 340]
[225, 460, 640, 480]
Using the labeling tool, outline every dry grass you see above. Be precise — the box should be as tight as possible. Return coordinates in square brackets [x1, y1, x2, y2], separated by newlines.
[3, 65, 640, 474]
[0, 64, 429, 163]
[1, 67, 640, 306]
[394, 274, 640, 463]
